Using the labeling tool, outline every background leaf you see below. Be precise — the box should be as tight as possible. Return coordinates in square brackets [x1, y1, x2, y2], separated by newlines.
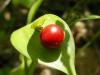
[27, 0, 43, 24]
[80, 15, 100, 20]
[11, 0, 36, 8]
[0, 67, 11, 75]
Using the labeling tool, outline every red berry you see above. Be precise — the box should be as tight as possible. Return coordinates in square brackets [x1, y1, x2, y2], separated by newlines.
[40, 24, 64, 48]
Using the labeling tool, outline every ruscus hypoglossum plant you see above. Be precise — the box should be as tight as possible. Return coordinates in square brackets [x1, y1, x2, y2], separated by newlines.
[10, 0, 77, 75]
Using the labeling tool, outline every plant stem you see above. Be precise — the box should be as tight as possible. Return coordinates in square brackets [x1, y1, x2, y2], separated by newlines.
[24, 56, 28, 75]
[80, 30, 100, 50]
[28, 60, 37, 75]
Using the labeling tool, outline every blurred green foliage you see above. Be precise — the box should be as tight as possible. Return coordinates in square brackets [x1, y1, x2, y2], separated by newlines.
[12, 0, 35, 8]
[0, 67, 11, 75]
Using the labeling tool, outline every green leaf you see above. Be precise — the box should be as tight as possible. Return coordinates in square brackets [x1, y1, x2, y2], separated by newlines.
[80, 15, 100, 20]
[10, 14, 76, 75]
[27, 0, 43, 24]
[12, 0, 36, 8]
